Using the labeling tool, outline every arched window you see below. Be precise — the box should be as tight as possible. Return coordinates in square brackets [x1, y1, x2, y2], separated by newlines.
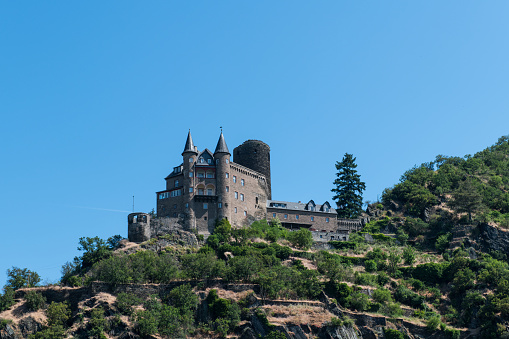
[174, 180, 179, 187]
[197, 184, 205, 195]
[206, 184, 215, 195]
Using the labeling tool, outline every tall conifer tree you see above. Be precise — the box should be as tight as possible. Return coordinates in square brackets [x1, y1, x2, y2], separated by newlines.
[332, 153, 366, 218]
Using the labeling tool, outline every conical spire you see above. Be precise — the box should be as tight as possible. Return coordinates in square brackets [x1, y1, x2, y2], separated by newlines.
[214, 130, 230, 154]
[182, 130, 198, 155]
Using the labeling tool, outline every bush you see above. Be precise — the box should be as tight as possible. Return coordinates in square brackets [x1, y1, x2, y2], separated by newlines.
[25, 290, 46, 311]
[403, 246, 416, 266]
[287, 228, 313, 250]
[372, 288, 392, 304]
[426, 314, 441, 331]
[46, 302, 71, 327]
[345, 292, 370, 311]
[0, 287, 15, 312]
[364, 260, 377, 272]
[115, 293, 142, 315]
[394, 286, 425, 309]
[384, 328, 405, 339]
[377, 272, 390, 286]
[135, 310, 158, 337]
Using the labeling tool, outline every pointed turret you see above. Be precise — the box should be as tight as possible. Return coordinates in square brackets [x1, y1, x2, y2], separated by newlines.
[182, 130, 198, 155]
[214, 131, 230, 155]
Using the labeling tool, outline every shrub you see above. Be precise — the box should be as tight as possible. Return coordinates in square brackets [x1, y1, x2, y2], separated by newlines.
[25, 290, 46, 311]
[135, 310, 158, 337]
[115, 293, 142, 316]
[384, 328, 405, 339]
[377, 272, 390, 286]
[287, 228, 313, 250]
[435, 233, 451, 253]
[364, 260, 377, 272]
[0, 287, 15, 312]
[403, 246, 416, 266]
[372, 288, 392, 304]
[46, 301, 71, 327]
[426, 314, 441, 331]
[345, 292, 370, 311]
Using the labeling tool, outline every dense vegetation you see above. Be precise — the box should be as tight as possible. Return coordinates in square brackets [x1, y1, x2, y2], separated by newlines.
[382, 135, 509, 226]
[2, 135, 509, 338]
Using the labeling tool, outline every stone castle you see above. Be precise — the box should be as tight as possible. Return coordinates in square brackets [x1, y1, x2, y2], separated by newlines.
[128, 131, 364, 243]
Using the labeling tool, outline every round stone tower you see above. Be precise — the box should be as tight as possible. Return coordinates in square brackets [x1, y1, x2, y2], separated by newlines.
[214, 131, 231, 223]
[182, 130, 198, 230]
[233, 140, 271, 199]
[128, 212, 151, 243]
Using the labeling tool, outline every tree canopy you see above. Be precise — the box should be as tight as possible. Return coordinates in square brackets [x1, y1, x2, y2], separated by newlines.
[331, 153, 366, 218]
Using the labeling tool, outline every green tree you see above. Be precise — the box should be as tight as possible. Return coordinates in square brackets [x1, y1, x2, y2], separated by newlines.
[77, 236, 112, 269]
[287, 228, 313, 250]
[46, 302, 70, 327]
[6, 267, 41, 290]
[25, 291, 46, 311]
[448, 178, 483, 222]
[402, 246, 416, 266]
[331, 153, 366, 218]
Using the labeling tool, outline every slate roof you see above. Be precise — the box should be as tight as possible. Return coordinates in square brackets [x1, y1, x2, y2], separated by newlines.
[266, 200, 337, 214]
[214, 131, 230, 154]
[182, 130, 198, 154]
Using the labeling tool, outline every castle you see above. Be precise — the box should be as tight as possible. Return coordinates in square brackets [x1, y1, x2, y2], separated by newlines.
[128, 131, 364, 243]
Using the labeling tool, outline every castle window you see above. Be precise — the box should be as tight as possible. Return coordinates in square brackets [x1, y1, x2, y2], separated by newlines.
[326, 218, 330, 223]
[218, 203, 222, 208]
[240, 193, 244, 201]
[296, 215, 299, 220]
[244, 211, 247, 217]
[197, 171, 205, 178]
[207, 188, 213, 195]
[199, 157, 204, 163]
[189, 187, 193, 193]
[226, 159, 229, 164]
[233, 176, 237, 183]
[203, 203, 208, 209]
[189, 158, 193, 163]
[273, 213, 276, 218]
[284, 214, 288, 219]
[198, 188, 204, 195]
[207, 159, 211, 164]
[185, 203, 189, 208]
[174, 180, 179, 187]
[311, 216, 314, 221]
[206, 172, 214, 178]
[189, 172, 193, 177]
[170, 190, 182, 197]
[235, 192, 238, 199]
[226, 172, 229, 178]
[226, 186, 229, 192]
[256, 197, 259, 204]
[235, 207, 237, 213]
[241, 179, 245, 186]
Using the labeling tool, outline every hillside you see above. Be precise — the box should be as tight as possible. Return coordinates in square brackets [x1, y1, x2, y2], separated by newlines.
[2, 136, 509, 339]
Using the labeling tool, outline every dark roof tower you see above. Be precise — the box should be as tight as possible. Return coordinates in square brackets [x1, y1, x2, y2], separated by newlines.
[182, 130, 198, 155]
[214, 130, 230, 155]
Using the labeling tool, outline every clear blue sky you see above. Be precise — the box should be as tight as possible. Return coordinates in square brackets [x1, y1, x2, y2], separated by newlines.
[1, 1, 508, 288]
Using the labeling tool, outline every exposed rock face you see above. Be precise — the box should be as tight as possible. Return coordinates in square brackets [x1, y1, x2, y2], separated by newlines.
[141, 229, 200, 251]
[18, 317, 42, 337]
[478, 223, 509, 256]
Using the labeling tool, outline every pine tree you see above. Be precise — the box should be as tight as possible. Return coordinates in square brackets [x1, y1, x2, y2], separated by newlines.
[332, 153, 366, 218]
